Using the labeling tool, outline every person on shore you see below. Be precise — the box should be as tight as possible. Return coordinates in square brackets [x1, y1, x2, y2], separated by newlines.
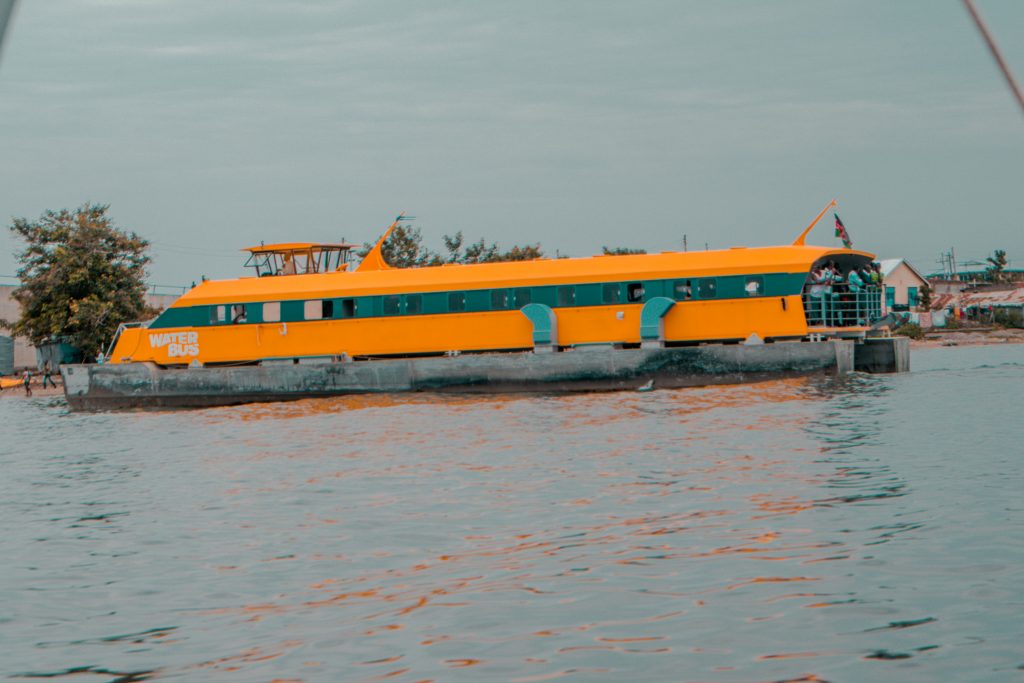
[42, 360, 55, 389]
[23, 369, 32, 397]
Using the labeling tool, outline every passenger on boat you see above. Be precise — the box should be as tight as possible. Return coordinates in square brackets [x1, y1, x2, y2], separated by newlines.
[846, 267, 865, 325]
[807, 266, 828, 325]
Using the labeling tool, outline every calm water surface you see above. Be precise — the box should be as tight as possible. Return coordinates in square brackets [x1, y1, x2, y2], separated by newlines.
[1, 345, 1022, 682]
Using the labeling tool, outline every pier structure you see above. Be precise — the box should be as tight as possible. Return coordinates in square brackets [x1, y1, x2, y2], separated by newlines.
[61, 337, 907, 411]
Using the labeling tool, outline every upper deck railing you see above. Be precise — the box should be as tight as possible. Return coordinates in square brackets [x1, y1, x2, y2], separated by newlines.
[803, 285, 883, 328]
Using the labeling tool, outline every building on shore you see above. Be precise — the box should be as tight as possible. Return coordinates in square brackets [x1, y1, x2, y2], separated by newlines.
[0, 284, 182, 371]
[879, 258, 929, 313]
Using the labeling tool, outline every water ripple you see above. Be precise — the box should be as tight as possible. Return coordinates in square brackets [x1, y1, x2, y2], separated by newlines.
[1, 345, 1022, 681]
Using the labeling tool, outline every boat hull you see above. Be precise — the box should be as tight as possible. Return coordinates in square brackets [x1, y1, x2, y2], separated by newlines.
[52, 339, 898, 411]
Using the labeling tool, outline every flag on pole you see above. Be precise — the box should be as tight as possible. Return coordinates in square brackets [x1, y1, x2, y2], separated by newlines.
[834, 213, 852, 248]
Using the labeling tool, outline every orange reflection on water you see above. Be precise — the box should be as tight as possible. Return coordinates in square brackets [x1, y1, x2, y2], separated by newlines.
[726, 576, 821, 591]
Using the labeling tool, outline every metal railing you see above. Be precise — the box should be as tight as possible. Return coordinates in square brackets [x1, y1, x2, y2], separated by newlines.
[803, 286, 883, 328]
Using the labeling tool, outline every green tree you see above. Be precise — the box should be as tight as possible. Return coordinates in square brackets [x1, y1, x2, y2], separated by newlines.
[3, 204, 152, 360]
[366, 227, 543, 267]
[441, 231, 543, 264]
[986, 249, 1008, 283]
[358, 224, 440, 268]
[602, 246, 647, 255]
[918, 283, 933, 310]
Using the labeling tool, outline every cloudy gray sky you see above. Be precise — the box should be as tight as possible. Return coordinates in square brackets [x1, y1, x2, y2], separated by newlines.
[1, 0, 1021, 287]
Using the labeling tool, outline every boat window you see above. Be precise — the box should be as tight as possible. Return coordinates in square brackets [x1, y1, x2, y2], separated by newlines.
[383, 295, 401, 315]
[449, 292, 466, 312]
[341, 299, 357, 318]
[491, 290, 508, 310]
[627, 282, 645, 302]
[231, 304, 247, 324]
[263, 302, 281, 322]
[557, 286, 575, 306]
[602, 283, 621, 304]
[745, 276, 764, 297]
[673, 280, 692, 301]
[698, 278, 717, 298]
[210, 305, 226, 324]
[303, 300, 324, 320]
[322, 300, 334, 318]
[514, 288, 531, 308]
[405, 294, 422, 315]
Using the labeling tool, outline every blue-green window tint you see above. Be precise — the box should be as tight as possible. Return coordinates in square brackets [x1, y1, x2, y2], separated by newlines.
[405, 294, 422, 315]
[908, 287, 919, 308]
[449, 291, 466, 312]
[383, 295, 401, 315]
[466, 290, 490, 312]
[698, 278, 717, 298]
[341, 299, 356, 318]
[557, 285, 575, 306]
[601, 283, 621, 304]
[490, 289, 508, 310]
[210, 305, 226, 324]
[673, 280, 692, 301]
[643, 280, 666, 299]
[423, 292, 447, 314]
[281, 300, 304, 321]
[575, 284, 601, 306]
[514, 287, 532, 308]
[533, 286, 557, 307]
[626, 282, 645, 302]
[885, 287, 895, 308]
[745, 275, 764, 297]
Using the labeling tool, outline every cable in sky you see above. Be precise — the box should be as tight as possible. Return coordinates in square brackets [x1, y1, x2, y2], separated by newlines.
[962, 0, 1024, 116]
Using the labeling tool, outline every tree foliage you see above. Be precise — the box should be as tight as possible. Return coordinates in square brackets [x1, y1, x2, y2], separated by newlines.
[360, 226, 544, 268]
[357, 225, 440, 268]
[4, 204, 152, 359]
[986, 249, 1008, 283]
[918, 283, 932, 310]
[602, 246, 647, 255]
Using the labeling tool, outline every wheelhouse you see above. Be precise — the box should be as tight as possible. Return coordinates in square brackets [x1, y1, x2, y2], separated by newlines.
[242, 242, 360, 277]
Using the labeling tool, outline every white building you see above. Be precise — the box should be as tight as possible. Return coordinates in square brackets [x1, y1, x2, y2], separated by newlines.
[879, 258, 929, 312]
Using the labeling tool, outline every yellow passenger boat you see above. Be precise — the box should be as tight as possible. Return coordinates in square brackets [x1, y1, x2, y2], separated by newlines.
[62, 202, 905, 410]
[105, 205, 883, 367]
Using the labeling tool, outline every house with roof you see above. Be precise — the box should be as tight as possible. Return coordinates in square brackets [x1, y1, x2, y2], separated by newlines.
[879, 258, 929, 312]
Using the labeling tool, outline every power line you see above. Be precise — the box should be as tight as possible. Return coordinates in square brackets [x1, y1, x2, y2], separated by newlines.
[963, 0, 1024, 116]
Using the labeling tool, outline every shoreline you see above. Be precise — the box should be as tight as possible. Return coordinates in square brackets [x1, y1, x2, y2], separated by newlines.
[909, 327, 1024, 348]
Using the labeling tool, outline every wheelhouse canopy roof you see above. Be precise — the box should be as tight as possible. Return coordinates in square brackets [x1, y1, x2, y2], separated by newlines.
[243, 242, 361, 254]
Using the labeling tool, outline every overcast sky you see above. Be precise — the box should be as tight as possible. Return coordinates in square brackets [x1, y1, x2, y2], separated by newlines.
[1, 0, 1021, 287]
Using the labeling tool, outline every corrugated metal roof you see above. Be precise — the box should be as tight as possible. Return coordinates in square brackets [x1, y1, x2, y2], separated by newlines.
[961, 287, 1024, 307]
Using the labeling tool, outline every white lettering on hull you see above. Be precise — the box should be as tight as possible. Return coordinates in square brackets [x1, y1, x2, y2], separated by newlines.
[149, 331, 200, 358]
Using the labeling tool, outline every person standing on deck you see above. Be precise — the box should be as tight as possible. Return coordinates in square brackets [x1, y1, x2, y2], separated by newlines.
[808, 267, 828, 325]
[847, 267, 866, 325]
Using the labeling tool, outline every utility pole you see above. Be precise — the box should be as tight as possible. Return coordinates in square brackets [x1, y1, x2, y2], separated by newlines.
[683, 234, 688, 252]
[951, 246, 958, 280]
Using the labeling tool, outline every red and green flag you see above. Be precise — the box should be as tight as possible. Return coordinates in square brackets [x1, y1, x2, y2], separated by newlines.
[834, 213, 852, 248]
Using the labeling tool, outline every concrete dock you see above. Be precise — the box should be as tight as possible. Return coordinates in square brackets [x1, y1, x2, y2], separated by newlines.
[60, 338, 907, 411]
